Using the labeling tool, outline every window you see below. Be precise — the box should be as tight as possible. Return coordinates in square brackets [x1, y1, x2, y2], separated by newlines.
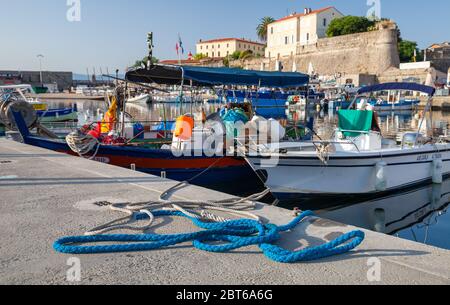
[306, 33, 310, 41]
[218, 44, 220, 48]
[323, 18, 327, 26]
[206, 45, 208, 49]
[218, 52, 221, 57]
[285, 36, 289, 45]
[227, 43, 229, 48]
[271, 27, 273, 34]
[206, 52, 209, 57]
[200, 46, 202, 50]
[212, 52, 215, 57]
[212, 45, 214, 49]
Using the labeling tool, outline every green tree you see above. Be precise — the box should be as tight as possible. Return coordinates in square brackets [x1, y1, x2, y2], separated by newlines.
[326, 16, 376, 37]
[398, 40, 423, 62]
[239, 50, 254, 60]
[223, 56, 230, 67]
[230, 51, 242, 60]
[133, 56, 159, 68]
[193, 53, 208, 60]
[256, 17, 275, 42]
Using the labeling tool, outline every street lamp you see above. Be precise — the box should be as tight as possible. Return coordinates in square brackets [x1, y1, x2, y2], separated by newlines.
[37, 54, 44, 85]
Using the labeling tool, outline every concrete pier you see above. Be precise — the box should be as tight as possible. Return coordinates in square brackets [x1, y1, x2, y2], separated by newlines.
[0, 138, 449, 285]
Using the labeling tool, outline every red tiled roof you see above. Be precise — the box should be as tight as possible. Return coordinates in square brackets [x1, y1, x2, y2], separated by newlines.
[271, 6, 336, 24]
[198, 38, 266, 46]
[160, 59, 200, 64]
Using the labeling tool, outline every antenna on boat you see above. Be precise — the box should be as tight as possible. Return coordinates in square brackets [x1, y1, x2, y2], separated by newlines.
[147, 32, 154, 69]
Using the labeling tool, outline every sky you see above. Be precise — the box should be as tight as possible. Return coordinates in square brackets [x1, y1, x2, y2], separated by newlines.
[0, 0, 449, 74]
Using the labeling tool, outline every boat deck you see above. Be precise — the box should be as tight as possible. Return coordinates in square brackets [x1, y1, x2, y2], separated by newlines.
[0, 138, 449, 284]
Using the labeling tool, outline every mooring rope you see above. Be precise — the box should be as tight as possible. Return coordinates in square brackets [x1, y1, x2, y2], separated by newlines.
[66, 132, 101, 160]
[83, 185, 270, 236]
[54, 210, 365, 263]
[55, 139, 365, 263]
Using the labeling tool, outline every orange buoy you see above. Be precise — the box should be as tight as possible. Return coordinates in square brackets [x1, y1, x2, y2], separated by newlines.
[174, 115, 194, 140]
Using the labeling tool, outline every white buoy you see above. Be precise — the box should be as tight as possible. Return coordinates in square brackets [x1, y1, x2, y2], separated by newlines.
[375, 161, 388, 191]
[432, 159, 443, 184]
[268, 118, 286, 141]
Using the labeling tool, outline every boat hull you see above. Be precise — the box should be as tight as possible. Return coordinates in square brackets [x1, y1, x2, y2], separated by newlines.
[37, 108, 78, 122]
[247, 146, 450, 201]
[24, 136, 263, 195]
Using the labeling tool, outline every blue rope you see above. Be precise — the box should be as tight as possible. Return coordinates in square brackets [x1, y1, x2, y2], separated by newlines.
[53, 210, 365, 263]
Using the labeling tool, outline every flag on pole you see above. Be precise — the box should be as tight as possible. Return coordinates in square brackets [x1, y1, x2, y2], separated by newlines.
[178, 35, 184, 54]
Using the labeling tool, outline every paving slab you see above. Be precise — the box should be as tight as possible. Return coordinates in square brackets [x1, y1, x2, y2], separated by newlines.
[0, 138, 449, 285]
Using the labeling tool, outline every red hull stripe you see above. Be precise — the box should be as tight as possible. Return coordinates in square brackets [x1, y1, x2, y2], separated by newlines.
[59, 151, 246, 169]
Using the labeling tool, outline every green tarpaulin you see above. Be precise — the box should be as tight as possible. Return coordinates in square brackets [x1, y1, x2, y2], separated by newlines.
[338, 110, 373, 138]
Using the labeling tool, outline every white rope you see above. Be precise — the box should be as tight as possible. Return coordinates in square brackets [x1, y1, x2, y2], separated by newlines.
[85, 184, 270, 236]
[66, 132, 101, 160]
[316, 143, 332, 165]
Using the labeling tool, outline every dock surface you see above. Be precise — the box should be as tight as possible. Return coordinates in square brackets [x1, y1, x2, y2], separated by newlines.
[0, 138, 449, 285]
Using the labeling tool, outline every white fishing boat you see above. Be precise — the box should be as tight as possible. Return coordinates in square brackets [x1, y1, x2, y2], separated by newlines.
[0, 84, 78, 123]
[127, 93, 151, 104]
[245, 83, 450, 202]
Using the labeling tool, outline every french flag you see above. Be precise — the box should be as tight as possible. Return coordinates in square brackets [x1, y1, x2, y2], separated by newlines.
[176, 35, 184, 55]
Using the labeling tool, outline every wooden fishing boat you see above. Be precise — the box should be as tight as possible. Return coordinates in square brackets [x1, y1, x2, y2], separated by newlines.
[7, 64, 309, 195]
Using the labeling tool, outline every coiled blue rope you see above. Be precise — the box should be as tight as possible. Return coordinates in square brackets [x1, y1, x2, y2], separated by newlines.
[53, 210, 365, 263]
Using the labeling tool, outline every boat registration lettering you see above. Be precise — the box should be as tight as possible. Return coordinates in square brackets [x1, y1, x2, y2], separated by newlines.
[92, 157, 110, 164]
[433, 153, 442, 160]
[417, 155, 429, 161]
[417, 154, 442, 161]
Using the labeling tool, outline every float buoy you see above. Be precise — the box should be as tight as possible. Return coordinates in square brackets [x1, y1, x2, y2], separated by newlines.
[174, 115, 194, 140]
[375, 161, 387, 192]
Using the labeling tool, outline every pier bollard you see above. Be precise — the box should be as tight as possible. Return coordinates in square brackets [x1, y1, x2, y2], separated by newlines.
[432, 159, 443, 184]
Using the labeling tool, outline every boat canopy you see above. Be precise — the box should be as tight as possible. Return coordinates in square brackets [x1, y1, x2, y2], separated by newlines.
[358, 82, 435, 96]
[338, 110, 374, 138]
[126, 64, 309, 88]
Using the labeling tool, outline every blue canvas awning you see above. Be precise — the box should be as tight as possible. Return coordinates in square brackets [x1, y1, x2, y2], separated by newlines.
[126, 65, 309, 88]
[358, 82, 435, 96]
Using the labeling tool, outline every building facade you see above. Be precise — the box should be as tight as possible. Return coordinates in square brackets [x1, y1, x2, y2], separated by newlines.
[265, 7, 344, 59]
[196, 38, 265, 58]
[425, 42, 450, 73]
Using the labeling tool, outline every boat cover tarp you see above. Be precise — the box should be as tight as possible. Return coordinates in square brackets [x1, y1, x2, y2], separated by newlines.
[126, 65, 309, 88]
[338, 110, 373, 138]
[358, 82, 435, 96]
[221, 108, 249, 138]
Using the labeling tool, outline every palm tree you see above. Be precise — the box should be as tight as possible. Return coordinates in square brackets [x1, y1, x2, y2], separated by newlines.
[257, 17, 275, 42]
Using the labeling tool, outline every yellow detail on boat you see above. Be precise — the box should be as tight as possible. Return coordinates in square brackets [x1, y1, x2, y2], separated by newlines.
[32, 103, 48, 111]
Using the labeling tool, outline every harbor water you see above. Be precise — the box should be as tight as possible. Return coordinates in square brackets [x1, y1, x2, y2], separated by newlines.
[44, 99, 450, 251]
